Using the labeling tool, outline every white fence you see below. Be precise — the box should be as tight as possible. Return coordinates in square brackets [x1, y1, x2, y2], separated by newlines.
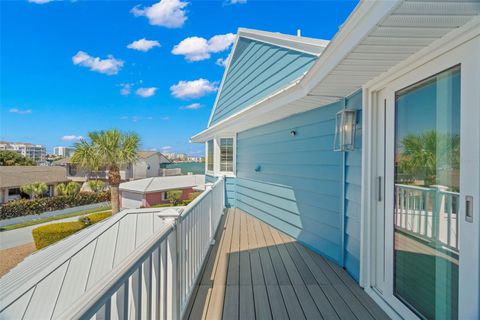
[61, 177, 225, 319]
[395, 184, 459, 251]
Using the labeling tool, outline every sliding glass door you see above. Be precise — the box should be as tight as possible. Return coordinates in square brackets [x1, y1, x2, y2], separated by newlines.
[393, 66, 460, 319]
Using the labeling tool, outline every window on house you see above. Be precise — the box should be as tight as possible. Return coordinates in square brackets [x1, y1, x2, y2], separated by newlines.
[220, 138, 234, 172]
[207, 140, 214, 171]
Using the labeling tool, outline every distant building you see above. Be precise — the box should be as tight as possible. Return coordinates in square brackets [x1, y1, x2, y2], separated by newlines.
[0, 141, 47, 165]
[0, 166, 68, 203]
[53, 146, 73, 157]
[52, 151, 177, 182]
[119, 174, 205, 208]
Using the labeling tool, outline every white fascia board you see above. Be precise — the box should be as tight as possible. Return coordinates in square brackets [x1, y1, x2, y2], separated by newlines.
[237, 28, 329, 56]
[191, 77, 307, 142]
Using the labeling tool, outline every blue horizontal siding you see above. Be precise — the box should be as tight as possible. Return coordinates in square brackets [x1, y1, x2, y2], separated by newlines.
[206, 175, 235, 208]
[236, 101, 345, 263]
[343, 90, 363, 281]
[225, 177, 236, 208]
[210, 37, 317, 126]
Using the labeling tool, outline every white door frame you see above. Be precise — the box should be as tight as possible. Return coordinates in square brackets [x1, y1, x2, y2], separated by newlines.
[360, 20, 480, 319]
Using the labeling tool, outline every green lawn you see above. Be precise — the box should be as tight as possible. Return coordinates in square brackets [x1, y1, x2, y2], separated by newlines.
[0, 206, 112, 232]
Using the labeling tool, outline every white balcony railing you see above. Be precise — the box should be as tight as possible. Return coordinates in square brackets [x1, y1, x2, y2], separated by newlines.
[395, 184, 459, 251]
[0, 177, 225, 320]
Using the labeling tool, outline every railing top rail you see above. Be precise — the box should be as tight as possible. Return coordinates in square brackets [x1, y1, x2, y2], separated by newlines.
[179, 176, 224, 221]
[395, 183, 433, 191]
[396, 183, 460, 196]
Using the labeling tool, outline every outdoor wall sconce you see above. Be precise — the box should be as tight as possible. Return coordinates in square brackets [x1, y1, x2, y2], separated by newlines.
[334, 109, 356, 152]
[290, 130, 297, 136]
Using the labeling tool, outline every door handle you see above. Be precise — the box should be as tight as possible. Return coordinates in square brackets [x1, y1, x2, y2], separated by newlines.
[377, 176, 382, 202]
[466, 195, 473, 223]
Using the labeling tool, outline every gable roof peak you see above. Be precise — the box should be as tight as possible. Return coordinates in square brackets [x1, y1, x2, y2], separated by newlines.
[237, 27, 329, 56]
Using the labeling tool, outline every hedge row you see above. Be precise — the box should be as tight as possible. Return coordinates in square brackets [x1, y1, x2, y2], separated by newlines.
[0, 192, 110, 220]
[32, 211, 112, 249]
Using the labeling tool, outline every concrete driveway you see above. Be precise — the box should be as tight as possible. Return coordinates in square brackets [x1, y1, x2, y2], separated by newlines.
[0, 215, 87, 250]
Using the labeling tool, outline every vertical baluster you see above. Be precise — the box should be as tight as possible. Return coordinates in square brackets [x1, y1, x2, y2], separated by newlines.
[142, 255, 152, 319]
[447, 194, 452, 247]
[129, 266, 142, 320]
[151, 246, 160, 320]
[166, 229, 178, 319]
[159, 240, 167, 320]
[115, 280, 129, 320]
[417, 192, 422, 235]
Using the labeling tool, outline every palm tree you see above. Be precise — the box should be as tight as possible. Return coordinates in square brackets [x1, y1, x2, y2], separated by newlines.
[72, 129, 140, 213]
[56, 181, 81, 196]
[88, 180, 106, 193]
[397, 130, 460, 186]
[21, 182, 48, 199]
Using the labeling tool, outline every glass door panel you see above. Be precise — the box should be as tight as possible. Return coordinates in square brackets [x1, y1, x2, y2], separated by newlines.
[394, 66, 460, 319]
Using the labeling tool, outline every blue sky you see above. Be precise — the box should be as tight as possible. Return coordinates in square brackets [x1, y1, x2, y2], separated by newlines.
[0, 0, 358, 155]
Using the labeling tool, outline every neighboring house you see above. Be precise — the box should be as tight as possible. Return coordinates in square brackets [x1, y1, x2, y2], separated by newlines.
[0, 166, 68, 203]
[191, 6, 480, 320]
[119, 174, 205, 208]
[53, 151, 175, 182]
[0, 141, 47, 165]
[1, 3, 479, 320]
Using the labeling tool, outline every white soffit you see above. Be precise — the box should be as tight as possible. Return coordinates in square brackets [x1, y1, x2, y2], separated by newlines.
[192, 0, 480, 142]
[305, 0, 480, 97]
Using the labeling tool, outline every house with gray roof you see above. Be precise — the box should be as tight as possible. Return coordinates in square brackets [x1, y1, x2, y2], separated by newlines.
[0, 166, 68, 203]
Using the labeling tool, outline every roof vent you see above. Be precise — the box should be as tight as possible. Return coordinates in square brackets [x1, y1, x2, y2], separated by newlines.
[297, 29, 301, 37]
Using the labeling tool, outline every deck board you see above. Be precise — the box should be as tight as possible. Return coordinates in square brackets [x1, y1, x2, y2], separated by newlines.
[185, 209, 390, 320]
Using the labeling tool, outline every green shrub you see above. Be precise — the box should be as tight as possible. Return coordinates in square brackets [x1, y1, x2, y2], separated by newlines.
[79, 211, 112, 224]
[32, 221, 85, 249]
[181, 199, 193, 206]
[0, 192, 110, 220]
[33, 210, 112, 249]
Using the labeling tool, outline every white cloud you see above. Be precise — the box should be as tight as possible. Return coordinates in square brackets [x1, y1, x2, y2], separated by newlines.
[72, 51, 124, 75]
[215, 57, 226, 67]
[131, 0, 188, 28]
[28, 0, 54, 4]
[162, 116, 170, 121]
[162, 146, 172, 150]
[119, 83, 133, 96]
[180, 103, 203, 110]
[172, 33, 235, 62]
[227, 0, 247, 4]
[170, 79, 218, 99]
[135, 87, 157, 98]
[9, 108, 32, 114]
[127, 38, 161, 52]
[62, 135, 83, 141]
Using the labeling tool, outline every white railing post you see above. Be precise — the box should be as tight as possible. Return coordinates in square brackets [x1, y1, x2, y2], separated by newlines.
[166, 225, 178, 320]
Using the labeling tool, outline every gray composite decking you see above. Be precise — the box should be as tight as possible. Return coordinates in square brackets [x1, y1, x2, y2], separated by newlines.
[185, 208, 390, 320]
